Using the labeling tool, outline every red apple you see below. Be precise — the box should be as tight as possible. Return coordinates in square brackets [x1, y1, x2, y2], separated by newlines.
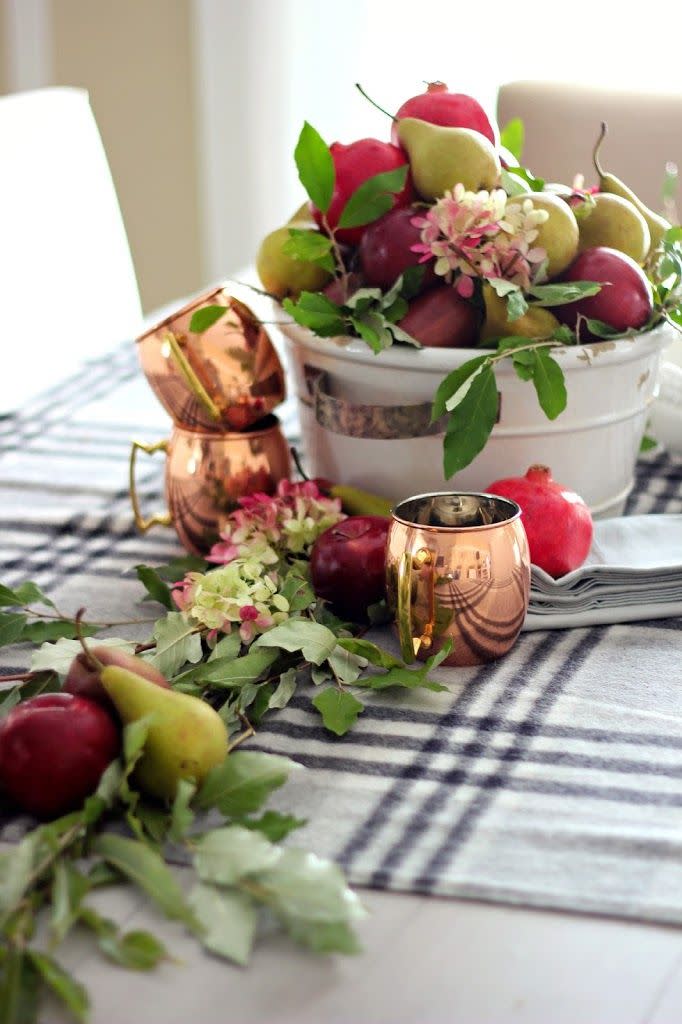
[553, 247, 653, 339]
[64, 645, 169, 707]
[359, 205, 438, 292]
[312, 139, 413, 246]
[311, 515, 390, 620]
[398, 286, 480, 348]
[392, 82, 496, 146]
[0, 693, 120, 818]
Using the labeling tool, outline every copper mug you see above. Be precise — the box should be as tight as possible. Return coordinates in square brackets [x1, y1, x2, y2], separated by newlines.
[136, 286, 286, 432]
[129, 416, 291, 556]
[386, 493, 530, 668]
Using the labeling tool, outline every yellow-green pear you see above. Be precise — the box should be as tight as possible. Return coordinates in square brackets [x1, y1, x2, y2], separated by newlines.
[101, 666, 228, 801]
[256, 226, 332, 299]
[577, 192, 650, 263]
[287, 202, 315, 226]
[397, 117, 500, 199]
[593, 122, 670, 255]
[507, 192, 579, 279]
[481, 284, 560, 344]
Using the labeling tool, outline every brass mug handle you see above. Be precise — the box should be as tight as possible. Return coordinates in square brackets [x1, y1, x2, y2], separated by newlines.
[397, 548, 435, 663]
[129, 439, 172, 532]
[163, 330, 221, 423]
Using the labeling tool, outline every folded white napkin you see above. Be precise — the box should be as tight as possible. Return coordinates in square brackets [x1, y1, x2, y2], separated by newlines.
[522, 515, 682, 631]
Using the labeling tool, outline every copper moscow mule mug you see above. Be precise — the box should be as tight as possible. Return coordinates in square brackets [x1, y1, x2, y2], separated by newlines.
[136, 286, 286, 432]
[129, 416, 291, 556]
[386, 493, 530, 668]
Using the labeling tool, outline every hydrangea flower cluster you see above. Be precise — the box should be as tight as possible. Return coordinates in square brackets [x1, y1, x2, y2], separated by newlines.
[411, 185, 549, 297]
[172, 480, 345, 644]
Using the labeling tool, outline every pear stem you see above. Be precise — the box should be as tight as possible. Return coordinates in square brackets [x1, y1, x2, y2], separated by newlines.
[355, 83, 397, 123]
[290, 446, 310, 482]
[74, 608, 104, 672]
[593, 122, 608, 179]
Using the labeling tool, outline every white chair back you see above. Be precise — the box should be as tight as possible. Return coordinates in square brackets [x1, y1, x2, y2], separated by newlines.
[0, 87, 142, 410]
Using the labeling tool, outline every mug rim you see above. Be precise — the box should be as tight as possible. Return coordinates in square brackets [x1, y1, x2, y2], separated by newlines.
[170, 413, 282, 442]
[391, 491, 522, 531]
[135, 284, 230, 343]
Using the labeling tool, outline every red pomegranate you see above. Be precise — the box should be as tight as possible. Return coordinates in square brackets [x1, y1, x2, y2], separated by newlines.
[486, 465, 593, 578]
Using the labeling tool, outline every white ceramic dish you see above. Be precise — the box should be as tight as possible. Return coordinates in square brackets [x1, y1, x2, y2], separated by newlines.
[281, 317, 674, 517]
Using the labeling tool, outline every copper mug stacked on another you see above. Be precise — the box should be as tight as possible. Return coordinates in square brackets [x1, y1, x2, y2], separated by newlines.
[131, 286, 290, 555]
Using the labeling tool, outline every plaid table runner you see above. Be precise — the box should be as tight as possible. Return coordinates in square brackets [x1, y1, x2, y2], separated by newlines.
[1, 341, 682, 927]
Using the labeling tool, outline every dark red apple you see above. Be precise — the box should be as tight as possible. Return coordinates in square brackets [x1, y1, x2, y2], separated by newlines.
[311, 515, 390, 620]
[553, 247, 653, 339]
[398, 286, 480, 348]
[0, 693, 120, 818]
[312, 139, 413, 246]
[64, 645, 169, 707]
[392, 82, 496, 146]
[359, 205, 438, 292]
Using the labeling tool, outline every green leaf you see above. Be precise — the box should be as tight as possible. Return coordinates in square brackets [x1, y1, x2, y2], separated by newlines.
[432, 355, 490, 420]
[0, 581, 54, 609]
[640, 434, 657, 452]
[255, 619, 337, 666]
[294, 122, 334, 214]
[0, 687, 22, 719]
[500, 117, 524, 162]
[134, 804, 171, 845]
[327, 645, 367, 685]
[350, 313, 392, 353]
[51, 862, 90, 944]
[28, 953, 89, 1023]
[240, 811, 307, 842]
[505, 289, 528, 322]
[443, 366, 499, 478]
[189, 305, 227, 333]
[579, 316, 625, 339]
[169, 779, 195, 842]
[148, 555, 208, 582]
[181, 646, 278, 688]
[357, 641, 452, 690]
[0, 833, 37, 915]
[196, 750, 293, 815]
[135, 565, 173, 609]
[208, 631, 242, 661]
[0, 613, 27, 648]
[336, 637, 402, 669]
[256, 847, 365, 926]
[532, 348, 567, 420]
[504, 165, 545, 192]
[93, 834, 197, 929]
[149, 612, 202, 677]
[282, 228, 334, 270]
[312, 688, 364, 736]
[29, 636, 134, 677]
[664, 225, 682, 244]
[194, 825, 280, 886]
[284, 918, 362, 955]
[268, 668, 297, 710]
[0, 950, 39, 1024]
[279, 567, 316, 613]
[17, 620, 98, 644]
[552, 324, 576, 344]
[96, 926, 169, 970]
[189, 885, 257, 967]
[500, 168, 529, 197]
[528, 281, 601, 306]
[337, 165, 409, 229]
[282, 293, 346, 337]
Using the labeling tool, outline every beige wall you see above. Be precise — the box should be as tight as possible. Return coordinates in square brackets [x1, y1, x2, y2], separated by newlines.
[50, 0, 203, 313]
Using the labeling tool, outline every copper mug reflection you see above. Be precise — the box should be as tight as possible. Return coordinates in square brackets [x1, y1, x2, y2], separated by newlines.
[136, 286, 286, 432]
[129, 416, 291, 556]
[386, 493, 530, 668]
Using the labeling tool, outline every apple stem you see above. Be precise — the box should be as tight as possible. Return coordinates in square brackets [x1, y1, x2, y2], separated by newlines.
[355, 83, 397, 123]
[592, 122, 608, 179]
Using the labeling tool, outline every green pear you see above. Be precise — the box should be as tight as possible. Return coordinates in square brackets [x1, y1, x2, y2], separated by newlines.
[593, 122, 670, 256]
[256, 225, 332, 299]
[397, 118, 500, 199]
[101, 666, 228, 801]
[481, 284, 560, 344]
[577, 192, 650, 263]
[508, 192, 579, 279]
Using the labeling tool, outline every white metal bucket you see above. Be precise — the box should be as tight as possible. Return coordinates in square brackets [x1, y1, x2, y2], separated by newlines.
[281, 319, 674, 518]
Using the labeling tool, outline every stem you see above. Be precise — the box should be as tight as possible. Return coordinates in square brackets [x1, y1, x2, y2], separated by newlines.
[74, 608, 102, 671]
[322, 215, 350, 298]
[227, 724, 254, 752]
[0, 821, 85, 931]
[0, 672, 36, 684]
[290, 447, 310, 482]
[23, 608, 158, 627]
[355, 83, 397, 123]
[593, 122, 608, 179]
[489, 337, 562, 364]
[134, 641, 157, 655]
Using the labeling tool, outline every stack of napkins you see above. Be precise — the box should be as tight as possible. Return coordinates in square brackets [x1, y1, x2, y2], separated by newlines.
[523, 515, 682, 630]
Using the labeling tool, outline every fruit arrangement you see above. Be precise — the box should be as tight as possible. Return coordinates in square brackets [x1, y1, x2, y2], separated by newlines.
[257, 83, 682, 476]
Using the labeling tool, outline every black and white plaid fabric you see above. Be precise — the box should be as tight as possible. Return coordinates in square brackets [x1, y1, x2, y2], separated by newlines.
[1, 342, 682, 927]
